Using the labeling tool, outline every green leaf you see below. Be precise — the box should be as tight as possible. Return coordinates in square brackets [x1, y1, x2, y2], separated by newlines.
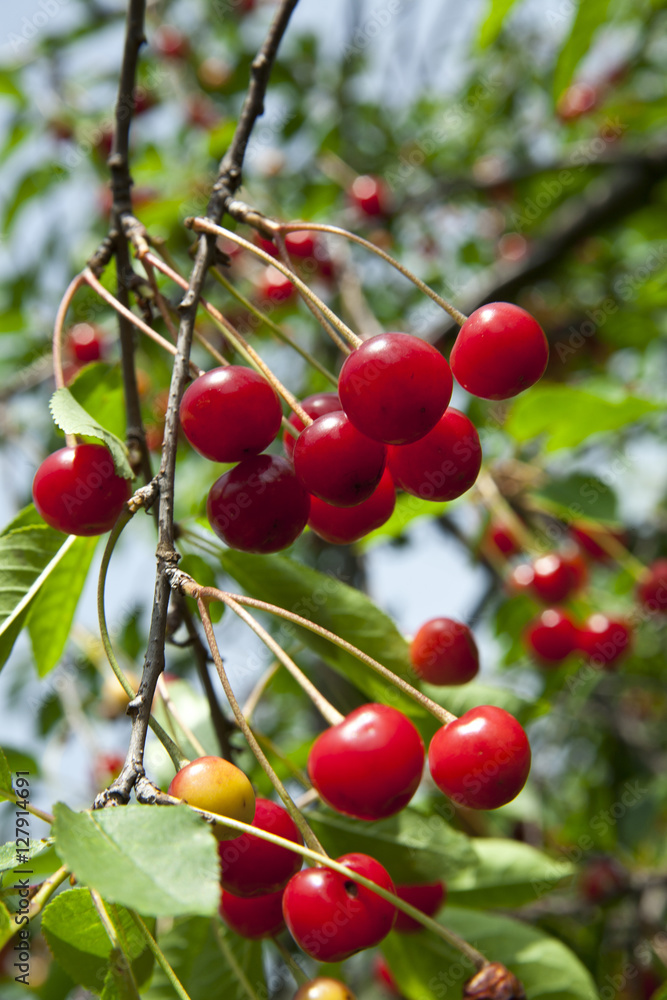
[477, 0, 522, 48]
[423, 681, 529, 721]
[308, 808, 476, 884]
[27, 535, 98, 676]
[534, 473, 618, 523]
[382, 906, 598, 1000]
[553, 0, 613, 100]
[143, 916, 265, 1000]
[100, 963, 142, 1000]
[0, 838, 54, 875]
[357, 492, 448, 550]
[49, 388, 133, 479]
[52, 804, 220, 918]
[0, 900, 11, 944]
[41, 888, 152, 992]
[504, 384, 660, 451]
[0, 748, 12, 798]
[446, 839, 574, 908]
[68, 364, 127, 442]
[217, 549, 425, 719]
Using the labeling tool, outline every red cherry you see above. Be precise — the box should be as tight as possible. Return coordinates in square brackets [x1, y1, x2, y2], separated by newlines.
[283, 393, 341, 460]
[282, 853, 396, 961]
[450, 303, 549, 400]
[186, 95, 218, 128]
[409, 618, 479, 685]
[258, 265, 295, 304]
[374, 956, 400, 995]
[569, 522, 624, 562]
[32, 444, 131, 536]
[153, 24, 190, 59]
[308, 704, 424, 820]
[254, 232, 278, 258]
[69, 323, 105, 363]
[388, 408, 482, 502]
[487, 522, 521, 557]
[133, 88, 156, 116]
[179, 366, 283, 463]
[308, 467, 396, 545]
[428, 706, 531, 810]
[578, 856, 627, 903]
[207, 455, 310, 553]
[393, 881, 446, 933]
[219, 798, 303, 897]
[339, 333, 452, 445]
[524, 609, 578, 664]
[637, 559, 667, 613]
[219, 887, 285, 938]
[557, 82, 598, 121]
[349, 175, 389, 218]
[529, 551, 587, 604]
[285, 231, 317, 258]
[293, 412, 386, 507]
[576, 614, 632, 669]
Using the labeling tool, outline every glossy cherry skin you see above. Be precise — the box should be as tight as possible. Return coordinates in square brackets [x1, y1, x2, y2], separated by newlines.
[285, 231, 317, 258]
[428, 706, 531, 810]
[393, 881, 446, 933]
[338, 333, 452, 445]
[282, 853, 396, 961]
[258, 265, 295, 304]
[207, 455, 310, 553]
[293, 412, 386, 507]
[179, 366, 283, 463]
[69, 323, 105, 362]
[528, 551, 587, 604]
[388, 408, 482, 502]
[308, 468, 396, 545]
[349, 175, 389, 217]
[218, 797, 303, 897]
[524, 609, 578, 664]
[576, 614, 632, 669]
[32, 444, 131, 536]
[308, 704, 424, 820]
[450, 303, 549, 400]
[219, 887, 285, 938]
[283, 393, 341, 460]
[168, 756, 255, 841]
[410, 618, 479, 685]
[293, 979, 356, 1000]
[637, 559, 667, 613]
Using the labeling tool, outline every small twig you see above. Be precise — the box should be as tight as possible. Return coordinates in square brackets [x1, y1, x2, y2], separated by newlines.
[181, 600, 235, 759]
[0, 866, 69, 949]
[129, 912, 193, 1000]
[0, 788, 54, 826]
[241, 661, 280, 721]
[212, 921, 264, 1000]
[157, 675, 208, 758]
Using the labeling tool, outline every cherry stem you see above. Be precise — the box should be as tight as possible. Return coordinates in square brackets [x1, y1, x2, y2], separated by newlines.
[241, 661, 280, 721]
[474, 471, 539, 557]
[275, 220, 469, 327]
[212, 921, 264, 1000]
[129, 912, 193, 1000]
[195, 595, 328, 857]
[90, 888, 140, 994]
[53, 273, 87, 446]
[0, 865, 70, 951]
[0, 787, 53, 826]
[186, 218, 363, 350]
[271, 937, 309, 986]
[156, 675, 208, 759]
[210, 265, 339, 385]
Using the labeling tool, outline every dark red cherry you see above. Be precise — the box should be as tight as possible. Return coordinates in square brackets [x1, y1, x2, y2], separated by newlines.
[388, 408, 482, 502]
[393, 881, 446, 933]
[282, 853, 396, 961]
[637, 559, 667, 613]
[524, 609, 578, 664]
[32, 444, 131, 536]
[293, 411, 386, 507]
[557, 82, 598, 121]
[308, 703, 424, 821]
[576, 614, 632, 669]
[428, 706, 531, 810]
[338, 333, 452, 445]
[374, 956, 400, 995]
[179, 366, 282, 463]
[578, 856, 627, 903]
[258, 265, 295, 304]
[487, 521, 521, 557]
[450, 303, 549, 400]
[348, 175, 390, 218]
[69, 323, 105, 363]
[308, 467, 395, 545]
[219, 797, 303, 897]
[153, 24, 190, 59]
[207, 455, 310, 553]
[529, 551, 587, 604]
[282, 392, 341, 460]
[285, 231, 317, 258]
[409, 618, 479, 685]
[219, 887, 285, 938]
[569, 522, 624, 562]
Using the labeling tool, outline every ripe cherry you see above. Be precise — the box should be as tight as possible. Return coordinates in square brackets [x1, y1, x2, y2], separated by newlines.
[569, 522, 624, 562]
[374, 956, 400, 995]
[578, 856, 627, 904]
[258, 265, 295, 304]
[526, 551, 587, 604]
[153, 25, 190, 59]
[285, 231, 317, 258]
[338, 333, 452, 445]
[179, 366, 282, 463]
[636, 559, 667, 613]
[219, 887, 285, 938]
[450, 303, 549, 400]
[524, 609, 578, 664]
[168, 756, 255, 841]
[557, 82, 598, 121]
[282, 853, 396, 961]
[393, 881, 446, 933]
[428, 706, 531, 810]
[293, 412, 386, 507]
[409, 618, 479, 686]
[219, 797, 303, 897]
[69, 323, 105, 363]
[348, 175, 389, 218]
[207, 455, 310, 553]
[308, 704, 424, 820]
[283, 392, 341, 460]
[308, 467, 396, 545]
[293, 979, 356, 1000]
[388, 408, 482, 502]
[487, 521, 521, 557]
[577, 614, 632, 669]
[254, 232, 278, 258]
[32, 444, 131, 536]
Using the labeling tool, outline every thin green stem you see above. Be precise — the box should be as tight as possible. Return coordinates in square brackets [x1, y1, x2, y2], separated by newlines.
[0, 789, 54, 825]
[156, 676, 208, 758]
[129, 911, 193, 1000]
[0, 865, 69, 949]
[90, 889, 141, 998]
[212, 920, 264, 1000]
[271, 936, 308, 986]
